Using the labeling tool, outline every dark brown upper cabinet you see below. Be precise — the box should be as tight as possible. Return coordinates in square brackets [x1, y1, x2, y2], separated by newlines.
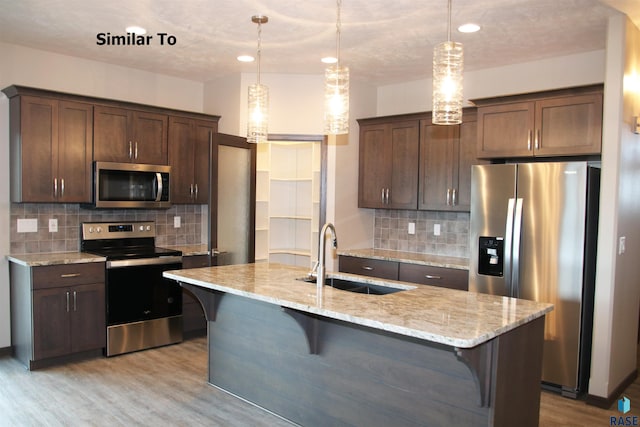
[358, 118, 420, 209]
[475, 85, 603, 159]
[8, 94, 93, 203]
[94, 105, 168, 165]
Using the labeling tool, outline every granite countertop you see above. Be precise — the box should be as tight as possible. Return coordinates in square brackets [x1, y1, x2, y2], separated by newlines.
[6, 244, 209, 267]
[164, 263, 552, 349]
[7, 252, 106, 267]
[161, 244, 210, 257]
[338, 248, 469, 270]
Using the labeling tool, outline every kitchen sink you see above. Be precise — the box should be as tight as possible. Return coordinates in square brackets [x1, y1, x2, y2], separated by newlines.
[297, 276, 406, 295]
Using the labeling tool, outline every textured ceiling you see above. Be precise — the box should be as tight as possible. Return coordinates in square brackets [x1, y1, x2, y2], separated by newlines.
[0, 0, 637, 86]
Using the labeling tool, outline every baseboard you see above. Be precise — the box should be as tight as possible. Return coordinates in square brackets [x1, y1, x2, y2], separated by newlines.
[586, 369, 638, 409]
[0, 346, 12, 357]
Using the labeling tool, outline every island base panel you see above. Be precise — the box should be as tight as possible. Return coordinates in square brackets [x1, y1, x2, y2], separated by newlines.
[204, 292, 545, 426]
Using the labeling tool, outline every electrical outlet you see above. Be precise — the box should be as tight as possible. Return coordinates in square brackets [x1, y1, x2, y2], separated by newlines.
[434, 223, 441, 236]
[173, 216, 181, 228]
[408, 222, 415, 235]
[619, 236, 626, 255]
[49, 218, 58, 233]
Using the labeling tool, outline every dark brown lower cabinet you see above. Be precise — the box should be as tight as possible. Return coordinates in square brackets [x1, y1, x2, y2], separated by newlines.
[10, 262, 106, 370]
[339, 255, 468, 291]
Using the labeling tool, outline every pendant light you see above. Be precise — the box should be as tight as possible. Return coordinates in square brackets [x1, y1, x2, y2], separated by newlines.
[323, 0, 349, 135]
[432, 0, 463, 125]
[247, 15, 269, 143]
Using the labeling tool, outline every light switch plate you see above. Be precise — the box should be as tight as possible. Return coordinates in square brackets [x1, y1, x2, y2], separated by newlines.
[173, 216, 181, 228]
[434, 223, 441, 236]
[619, 236, 626, 255]
[408, 222, 415, 235]
[49, 218, 58, 233]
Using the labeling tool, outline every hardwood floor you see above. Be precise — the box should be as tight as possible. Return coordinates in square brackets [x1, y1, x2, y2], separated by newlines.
[0, 337, 636, 426]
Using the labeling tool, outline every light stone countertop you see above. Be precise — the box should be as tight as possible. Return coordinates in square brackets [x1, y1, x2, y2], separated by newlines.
[338, 248, 469, 270]
[164, 262, 552, 349]
[7, 252, 106, 267]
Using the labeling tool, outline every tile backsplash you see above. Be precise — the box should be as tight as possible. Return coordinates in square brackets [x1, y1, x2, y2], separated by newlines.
[10, 203, 206, 254]
[374, 209, 470, 258]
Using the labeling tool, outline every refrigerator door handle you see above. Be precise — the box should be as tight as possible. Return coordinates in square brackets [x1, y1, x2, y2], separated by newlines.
[504, 198, 516, 297]
[511, 198, 524, 298]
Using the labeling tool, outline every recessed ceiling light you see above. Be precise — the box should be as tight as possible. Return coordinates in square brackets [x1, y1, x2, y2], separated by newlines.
[458, 23, 480, 33]
[321, 56, 338, 64]
[126, 25, 147, 35]
[237, 55, 255, 62]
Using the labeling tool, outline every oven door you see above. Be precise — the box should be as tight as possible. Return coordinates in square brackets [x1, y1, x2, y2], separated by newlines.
[106, 261, 182, 326]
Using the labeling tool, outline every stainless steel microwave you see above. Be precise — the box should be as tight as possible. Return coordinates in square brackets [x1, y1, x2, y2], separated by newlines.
[89, 162, 171, 209]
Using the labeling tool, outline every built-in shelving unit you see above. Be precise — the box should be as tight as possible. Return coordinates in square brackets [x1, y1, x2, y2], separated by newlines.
[255, 140, 321, 268]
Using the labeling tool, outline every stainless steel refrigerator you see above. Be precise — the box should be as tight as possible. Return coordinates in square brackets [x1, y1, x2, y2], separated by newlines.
[468, 161, 600, 397]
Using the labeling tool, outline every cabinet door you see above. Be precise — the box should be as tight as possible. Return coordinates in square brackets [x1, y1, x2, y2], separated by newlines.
[455, 119, 487, 211]
[69, 283, 106, 353]
[338, 256, 399, 280]
[93, 106, 131, 163]
[131, 111, 168, 165]
[17, 96, 58, 202]
[33, 288, 70, 360]
[477, 102, 535, 159]
[388, 121, 419, 209]
[168, 116, 196, 203]
[193, 120, 216, 203]
[358, 124, 390, 208]
[398, 263, 469, 291]
[57, 101, 93, 203]
[534, 93, 602, 156]
[419, 121, 457, 210]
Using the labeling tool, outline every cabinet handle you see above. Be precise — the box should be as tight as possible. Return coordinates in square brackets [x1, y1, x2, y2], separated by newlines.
[73, 291, 77, 312]
[60, 273, 81, 278]
[190, 184, 194, 198]
[53, 178, 58, 197]
[535, 129, 540, 150]
[452, 188, 457, 206]
[446, 188, 451, 206]
[66, 291, 70, 313]
[129, 141, 133, 159]
[194, 184, 198, 200]
[527, 130, 532, 151]
[381, 188, 385, 204]
[135, 142, 139, 159]
[362, 266, 374, 271]
[60, 178, 65, 198]
[425, 275, 442, 280]
[385, 188, 390, 205]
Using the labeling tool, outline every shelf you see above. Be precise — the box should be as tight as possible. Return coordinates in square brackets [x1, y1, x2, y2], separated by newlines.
[269, 248, 312, 257]
[270, 215, 312, 221]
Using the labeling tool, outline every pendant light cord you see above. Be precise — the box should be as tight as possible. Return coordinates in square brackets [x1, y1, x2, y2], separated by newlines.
[336, 0, 342, 65]
[257, 21, 262, 84]
[447, 0, 452, 42]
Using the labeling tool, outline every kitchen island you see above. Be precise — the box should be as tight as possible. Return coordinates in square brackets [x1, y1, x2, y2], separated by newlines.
[164, 263, 552, 427]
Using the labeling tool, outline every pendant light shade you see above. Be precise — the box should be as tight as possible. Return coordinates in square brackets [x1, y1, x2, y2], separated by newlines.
[324, 0, 349, 135]
[432, 0, 463, 125]
[247, 15, 269, 143]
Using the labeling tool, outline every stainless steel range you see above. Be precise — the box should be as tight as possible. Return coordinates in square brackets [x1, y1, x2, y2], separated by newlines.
[81, 221, 183, 356]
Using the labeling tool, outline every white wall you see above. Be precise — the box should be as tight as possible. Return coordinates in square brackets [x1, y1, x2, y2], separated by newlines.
[0, 42, 206, 349]
[376, 50, 606, 116]
[589, 14, 640, 400]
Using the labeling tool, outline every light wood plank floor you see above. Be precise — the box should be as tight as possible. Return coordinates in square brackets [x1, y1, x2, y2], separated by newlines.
[0, 337, 637, 426]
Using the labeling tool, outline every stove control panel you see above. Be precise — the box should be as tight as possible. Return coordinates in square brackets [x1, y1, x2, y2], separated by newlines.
[82, 221, 156, 240]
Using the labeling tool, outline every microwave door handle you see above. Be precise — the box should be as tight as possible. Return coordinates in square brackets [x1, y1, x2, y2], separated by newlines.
[155, 173, 163, 202]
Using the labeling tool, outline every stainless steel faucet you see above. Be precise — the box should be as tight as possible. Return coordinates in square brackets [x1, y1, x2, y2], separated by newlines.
[317, 223, 337, 290]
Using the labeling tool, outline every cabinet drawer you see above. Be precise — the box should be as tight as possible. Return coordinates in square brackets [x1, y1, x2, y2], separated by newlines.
[32, 262, 105, 289]
[399, 263, 468, 291]
[339, 256, 399, 280]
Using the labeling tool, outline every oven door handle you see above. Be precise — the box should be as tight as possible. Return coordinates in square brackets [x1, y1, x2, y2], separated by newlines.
[155, 173, 163, 202]
[107, 256, 182, 269]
